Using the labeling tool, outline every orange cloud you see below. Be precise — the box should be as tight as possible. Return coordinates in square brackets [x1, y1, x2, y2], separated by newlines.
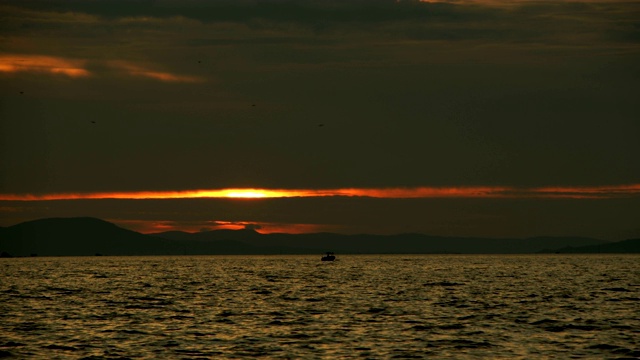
[415, 0, 630, 4]
[0, 54, 90, 77]
[0, 54, 204, 83]
[110, 219, 327, 234]
[532, 184, 640, 199]
[2, 184, 640, 201]
[108, 60, 205, 83]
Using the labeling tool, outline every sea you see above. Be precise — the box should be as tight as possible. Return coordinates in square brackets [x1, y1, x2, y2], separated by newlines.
[1, 254, 638, 359]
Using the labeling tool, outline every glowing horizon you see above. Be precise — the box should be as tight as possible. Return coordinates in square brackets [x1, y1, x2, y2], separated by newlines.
[1, 184, 640, 201]
[110, 219, 330, 234]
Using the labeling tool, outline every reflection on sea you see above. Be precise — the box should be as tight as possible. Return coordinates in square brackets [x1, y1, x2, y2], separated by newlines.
[1, 255, 639, 358]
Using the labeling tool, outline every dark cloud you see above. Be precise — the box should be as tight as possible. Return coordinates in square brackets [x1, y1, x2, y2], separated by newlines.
[3, 0, 639, 47]
[1, 0, 639, 238]
[2, 1, 468, 22]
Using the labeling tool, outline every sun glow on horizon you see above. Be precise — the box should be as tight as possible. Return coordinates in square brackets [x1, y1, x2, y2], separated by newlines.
[1, 184, 640, 202]
[109, 219, 329, 234]
[223, 190, 268, 198]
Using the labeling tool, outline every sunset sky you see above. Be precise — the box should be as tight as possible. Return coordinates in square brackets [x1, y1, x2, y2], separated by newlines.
[1, 0, 639, 239]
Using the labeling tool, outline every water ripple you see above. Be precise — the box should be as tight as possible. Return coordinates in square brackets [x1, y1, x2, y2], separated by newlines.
[1, 254, 638, 358]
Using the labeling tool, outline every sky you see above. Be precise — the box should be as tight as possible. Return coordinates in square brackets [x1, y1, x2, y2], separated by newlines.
[1, 0, 639, 239]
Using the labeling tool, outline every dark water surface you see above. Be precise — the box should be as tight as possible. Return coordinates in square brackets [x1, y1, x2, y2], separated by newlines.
[1, 255, 639, 359]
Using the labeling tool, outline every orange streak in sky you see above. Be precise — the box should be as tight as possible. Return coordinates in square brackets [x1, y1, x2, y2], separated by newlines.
[0, 54, 204, 83]
[108, 60, 205, 83]
[110, 219, 327, 234]
[1, 184, 640, 201]
[531, 184, 640, 199]
[0, 54, 90, 77]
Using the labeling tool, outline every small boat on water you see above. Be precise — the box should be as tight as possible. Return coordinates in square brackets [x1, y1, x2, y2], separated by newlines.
[321, 252, 336, 261]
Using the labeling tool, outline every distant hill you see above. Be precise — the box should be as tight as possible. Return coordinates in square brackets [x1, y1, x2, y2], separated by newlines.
[0, 217, 630, 257]
[541, 238, 640, 253]
[150, 230, 609, 254]
[0, 217, 177, 256]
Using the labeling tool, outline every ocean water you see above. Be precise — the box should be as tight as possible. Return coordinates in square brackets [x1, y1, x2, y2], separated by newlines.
[1, 255, 638, 359]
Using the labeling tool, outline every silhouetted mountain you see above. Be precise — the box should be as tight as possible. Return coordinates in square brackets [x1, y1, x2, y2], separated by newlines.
[148, 230, 193, 241]
[150, 229, 305, 254]
[243, 233, 608, 254]
[0, 217, 624, 257]
[541, 238, 640, 253]
[0, 217, 178, 256]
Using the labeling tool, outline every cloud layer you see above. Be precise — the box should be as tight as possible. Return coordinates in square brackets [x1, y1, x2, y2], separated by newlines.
[1, 0, 639, 239]
[2, 184, 639, 201]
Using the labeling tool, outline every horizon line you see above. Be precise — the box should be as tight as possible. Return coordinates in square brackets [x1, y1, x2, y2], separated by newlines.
[1, 184, 640, 201]
[3, 216, 623, 241]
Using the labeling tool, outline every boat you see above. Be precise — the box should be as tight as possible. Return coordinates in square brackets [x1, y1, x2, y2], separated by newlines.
[321, 252, 336, 261]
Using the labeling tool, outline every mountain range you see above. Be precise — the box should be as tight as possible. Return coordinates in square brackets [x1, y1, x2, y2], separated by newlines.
[1, 217, 638, 257]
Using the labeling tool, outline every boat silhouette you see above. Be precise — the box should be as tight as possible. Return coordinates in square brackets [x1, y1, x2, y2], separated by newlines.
[321, 252, 336, 261]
